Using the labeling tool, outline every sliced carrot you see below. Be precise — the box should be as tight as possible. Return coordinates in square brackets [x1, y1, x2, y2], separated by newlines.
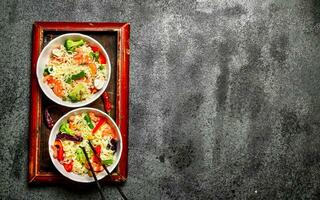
[88, 63, 97, 76]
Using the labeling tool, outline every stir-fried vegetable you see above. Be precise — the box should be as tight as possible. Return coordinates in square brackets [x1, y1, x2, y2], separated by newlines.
[68, 83, 86, 102]
[63, 161, 73, 172]
[102, 159, 113, 166]
[92, 117, 107, 134]
[99, 54, 106, 64]
[44, 38, 107, 102]
[89, 63, 97, 76]
[89, 45, 106, 64]
[71, 71, 86, 80]
[56, 133, 83, 142]
[44, 75, 64, 97]
[64, 39, 84, 52]
[43, 67, 53, 76]
[54, 140, 64, 161]
[65, 71, 86, 84]
[76, 148, 86, 165]
[89, 51, 99, 61]
[59, 122, 74, 135]
[84, 113, 94, 129]
[52, 111, 117, 175]
[98, 64, 105, 70]
[92, 145, 101, 163]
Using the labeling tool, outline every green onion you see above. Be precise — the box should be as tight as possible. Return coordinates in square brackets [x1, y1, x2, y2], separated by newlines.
[71, 71, 86, 80]
[43, 67, 53, 75]
[84, 113, 94, 129]
[76, 148, 86, 165]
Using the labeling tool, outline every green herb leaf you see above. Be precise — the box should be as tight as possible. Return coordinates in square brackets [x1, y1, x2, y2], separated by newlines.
[65, 77, 72, 84]
[98, 64, 105, 70]
[102, 159, 113, 166]
[89, 51, 100, 61]
[71, 71, 86, 80]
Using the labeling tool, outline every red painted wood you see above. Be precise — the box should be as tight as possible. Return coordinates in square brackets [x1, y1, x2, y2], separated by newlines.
[28, 22, 130, 184]
[28, 23, 42, 183]
[116, 23, 130, 179]
[34, 21, 128, 31]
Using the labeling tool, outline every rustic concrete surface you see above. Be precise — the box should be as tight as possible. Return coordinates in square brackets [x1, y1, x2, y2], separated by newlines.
[1, 0, 320, 199]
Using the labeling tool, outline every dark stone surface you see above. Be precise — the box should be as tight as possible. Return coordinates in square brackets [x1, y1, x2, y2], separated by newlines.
[1, 0, 320, 199]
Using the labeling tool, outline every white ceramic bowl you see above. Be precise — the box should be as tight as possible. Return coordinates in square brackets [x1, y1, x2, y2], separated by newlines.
[37, 33, 111, 107]
[48, 107, 122, 183]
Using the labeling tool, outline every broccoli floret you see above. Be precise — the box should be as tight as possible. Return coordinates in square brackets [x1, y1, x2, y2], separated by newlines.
[76, 148, 86, 165]
[64, 39, 84, 52]
[59, 121, 74, 135]
[68, 83, 86, 102]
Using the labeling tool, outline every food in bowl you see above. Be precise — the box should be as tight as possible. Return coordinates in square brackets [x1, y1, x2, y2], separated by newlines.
[51, 111, 118, 175]
[43, 38, 108, 102]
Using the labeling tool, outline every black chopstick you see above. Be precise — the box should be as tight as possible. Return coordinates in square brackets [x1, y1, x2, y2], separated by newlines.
[80, 147, 106, 200]
[88, 141, 128, 200]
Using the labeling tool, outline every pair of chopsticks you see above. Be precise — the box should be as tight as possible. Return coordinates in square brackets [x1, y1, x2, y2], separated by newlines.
[80, 141, 128, 200]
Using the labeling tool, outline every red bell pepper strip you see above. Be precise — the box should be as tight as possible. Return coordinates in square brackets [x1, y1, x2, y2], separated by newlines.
[63, 161, 73, 172]
[89, 45, 99, 52]
[92, 145, 101, 163]
[54, 140, 64, 161]
[99, 54, 106, 64]
[92, 117, 107, 134]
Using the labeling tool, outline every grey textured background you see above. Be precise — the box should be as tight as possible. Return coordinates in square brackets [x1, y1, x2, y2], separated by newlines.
[1, 0, 320, 199]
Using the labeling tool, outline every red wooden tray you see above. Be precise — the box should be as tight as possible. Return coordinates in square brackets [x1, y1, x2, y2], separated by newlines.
[28, 22, 130, 184]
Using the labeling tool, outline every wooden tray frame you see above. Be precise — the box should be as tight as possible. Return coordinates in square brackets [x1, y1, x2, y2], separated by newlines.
[28, 22, 130, 184]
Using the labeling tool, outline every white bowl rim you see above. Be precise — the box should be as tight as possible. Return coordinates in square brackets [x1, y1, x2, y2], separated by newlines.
[48, 107, 123, 183]
[36, 33, 111, 108]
